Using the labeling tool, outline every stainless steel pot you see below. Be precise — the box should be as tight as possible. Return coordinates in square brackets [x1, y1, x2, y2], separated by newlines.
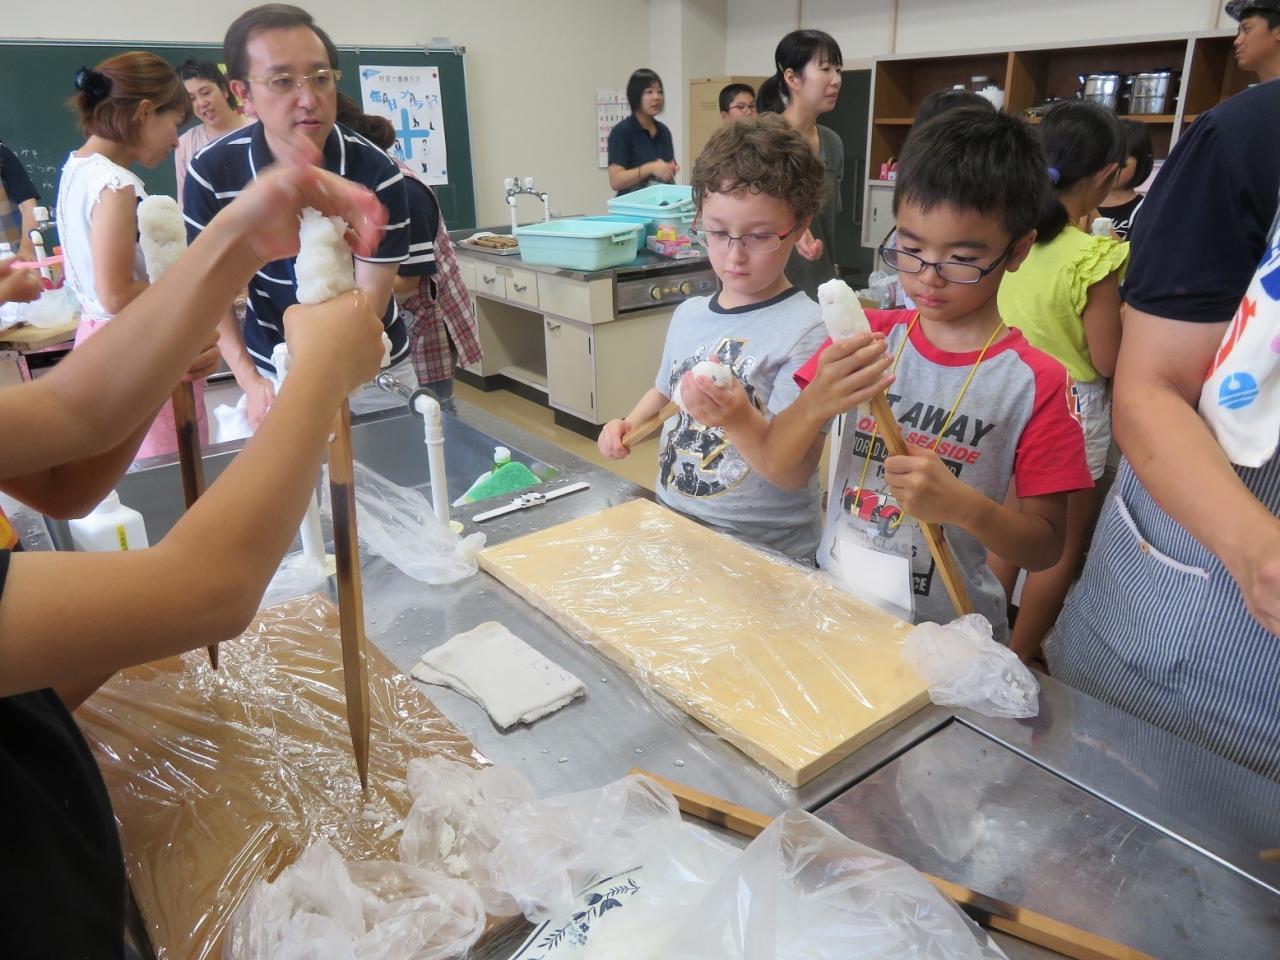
[1125, 71, 1175, 114]
[1079, 73, 1121, 109]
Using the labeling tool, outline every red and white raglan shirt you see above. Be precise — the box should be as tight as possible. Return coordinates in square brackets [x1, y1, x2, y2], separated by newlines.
[795, 309, 1093, 639]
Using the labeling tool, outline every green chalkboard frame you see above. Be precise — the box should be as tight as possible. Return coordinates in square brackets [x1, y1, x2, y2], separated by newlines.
[0, 39, 476, 232]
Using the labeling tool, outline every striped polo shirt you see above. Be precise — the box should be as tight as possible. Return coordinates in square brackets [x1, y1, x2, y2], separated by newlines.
[182, 121, 411, 375]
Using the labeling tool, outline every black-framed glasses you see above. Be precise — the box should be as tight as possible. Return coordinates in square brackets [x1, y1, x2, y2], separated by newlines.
[727, 101, 757, 114]
[694, 222, 801, 255]
[247, 68, 343, 96]
[878, 235, 1016, 284]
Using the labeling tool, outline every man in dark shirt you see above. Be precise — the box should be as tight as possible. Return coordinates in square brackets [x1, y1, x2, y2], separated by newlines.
[1228, 0, 1280, 82]
[184, 4, 411, 426]
[0, 142, 41, 260]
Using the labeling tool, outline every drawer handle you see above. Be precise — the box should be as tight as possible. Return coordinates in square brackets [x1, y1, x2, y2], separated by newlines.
[545, 320, 561, 332]
[513, 282, 528, 293]
[482, 274, 496, 284]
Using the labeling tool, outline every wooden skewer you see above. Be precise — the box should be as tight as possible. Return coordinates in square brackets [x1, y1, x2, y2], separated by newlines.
[632, 769, 1155, 960]
[1260, 848, 1280, 862]
[864, 391, 974, 616]
[171, 380, 219, 670]
[622, 400, 679, 450]
[328, 400, 371, 792]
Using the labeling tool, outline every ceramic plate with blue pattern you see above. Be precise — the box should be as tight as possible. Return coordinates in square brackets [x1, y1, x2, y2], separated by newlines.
[506, 867, 644, 959]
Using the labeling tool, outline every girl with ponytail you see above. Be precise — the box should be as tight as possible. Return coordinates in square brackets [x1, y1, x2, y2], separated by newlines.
[995, 99, 1128, 662]
[758, 29, 845, 299]
[57, 52, 204, 461]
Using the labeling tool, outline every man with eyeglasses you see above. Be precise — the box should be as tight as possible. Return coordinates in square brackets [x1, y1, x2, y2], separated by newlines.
[184, 3, 413, 426]
[718, 83, 756, 124]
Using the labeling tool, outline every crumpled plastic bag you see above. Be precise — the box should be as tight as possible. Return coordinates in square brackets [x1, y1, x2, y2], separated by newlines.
[322, 460, 484, 584]
[581, 808, 1005, 960]
[260, 551, 329, 607]
[902, 614, 1039, 719]
[213, 392, 255, 444]
[396, 756, 534, 917]
[0, 284, 78, 329]
[222, 839, 486, 960]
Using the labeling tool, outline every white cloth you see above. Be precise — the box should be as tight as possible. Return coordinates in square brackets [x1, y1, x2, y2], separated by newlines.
[1198, 204, 1280, 468]
[55, 153, 148, 319]
[411, 621, 586, 729]
[1073, 376, 1112, 480]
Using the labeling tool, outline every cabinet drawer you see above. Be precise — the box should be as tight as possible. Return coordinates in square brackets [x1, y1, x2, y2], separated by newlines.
[537, 273, 612, 325]
[474, 264, 506, 299]
[507, 266, 539, 308]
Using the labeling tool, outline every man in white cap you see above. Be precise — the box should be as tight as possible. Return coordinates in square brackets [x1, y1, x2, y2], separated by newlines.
[1228, 0, 1280, 81]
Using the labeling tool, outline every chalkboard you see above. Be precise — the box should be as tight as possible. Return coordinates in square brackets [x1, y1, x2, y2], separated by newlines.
[0, 39, 476, 233]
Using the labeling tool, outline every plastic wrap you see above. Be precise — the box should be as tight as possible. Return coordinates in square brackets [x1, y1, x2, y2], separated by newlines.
[581, 808, 1007, 960]
[901, 615, 1040, 719]
[478, 499, 930, 787]
[75, 594, 486, 960]
[496, 774, 1003, 959]
[322, 460, 485, 585]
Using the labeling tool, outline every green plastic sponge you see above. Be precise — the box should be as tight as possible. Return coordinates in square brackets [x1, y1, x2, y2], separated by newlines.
[461, 460, 541, 504]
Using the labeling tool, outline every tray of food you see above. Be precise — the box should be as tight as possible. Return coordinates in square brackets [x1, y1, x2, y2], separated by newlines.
[459, 231, 521, 255]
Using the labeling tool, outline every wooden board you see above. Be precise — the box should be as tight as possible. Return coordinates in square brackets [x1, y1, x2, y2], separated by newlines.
[75, 594, 486, 960]
[0, 318, 78, 349]
[480, 499, 929, 786]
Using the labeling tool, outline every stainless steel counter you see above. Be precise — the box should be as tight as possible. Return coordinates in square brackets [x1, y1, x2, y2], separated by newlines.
[30, 397, 1280, 958]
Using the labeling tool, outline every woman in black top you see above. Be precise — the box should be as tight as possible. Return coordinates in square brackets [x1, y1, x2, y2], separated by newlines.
[0, 159, 387, 958]
[607, 68, 678, 195]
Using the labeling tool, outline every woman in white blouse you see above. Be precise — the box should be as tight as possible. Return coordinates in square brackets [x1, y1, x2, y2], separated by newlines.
[57, 53, 213, 460]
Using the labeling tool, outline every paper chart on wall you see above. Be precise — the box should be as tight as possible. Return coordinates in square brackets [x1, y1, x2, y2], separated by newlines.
[597, 88, 629, 168]
[358, 65, 449, 184]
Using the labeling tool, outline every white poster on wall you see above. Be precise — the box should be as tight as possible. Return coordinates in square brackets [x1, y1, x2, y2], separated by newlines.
[358, 65, 449, 184]
[596, 88, 629, 168]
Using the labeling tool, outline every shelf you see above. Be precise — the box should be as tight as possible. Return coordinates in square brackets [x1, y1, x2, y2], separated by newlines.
[873, 117, 915, 125]
[1183, 113, 1200, 123]
[500, 362, 548, 392]
[1024, 112, 1175, 126]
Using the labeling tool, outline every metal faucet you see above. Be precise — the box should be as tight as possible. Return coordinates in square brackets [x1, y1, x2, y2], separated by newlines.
[505, 175, 551, 234]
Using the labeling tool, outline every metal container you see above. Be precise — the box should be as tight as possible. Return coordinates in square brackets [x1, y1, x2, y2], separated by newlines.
[1125, 70, 1176, 114]
[1078, 72, 1121, 109]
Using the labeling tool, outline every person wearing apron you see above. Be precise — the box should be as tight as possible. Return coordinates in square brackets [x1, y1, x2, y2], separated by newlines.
[57, 54, 208, 461]
[1047, 78, 1280, 780]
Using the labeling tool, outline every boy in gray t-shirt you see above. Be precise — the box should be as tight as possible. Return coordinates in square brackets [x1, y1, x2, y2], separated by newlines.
[599, 115, 829, 561]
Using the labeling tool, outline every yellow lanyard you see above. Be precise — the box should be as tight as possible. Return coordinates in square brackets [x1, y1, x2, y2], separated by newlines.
[853, 314, 1005, 527]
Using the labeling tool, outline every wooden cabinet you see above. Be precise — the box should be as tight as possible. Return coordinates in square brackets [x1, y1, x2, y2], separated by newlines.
[543, 317, 595, 419]
[862, 29, 1246, 249]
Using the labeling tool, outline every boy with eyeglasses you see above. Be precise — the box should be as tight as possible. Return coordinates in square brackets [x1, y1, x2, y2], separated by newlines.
[718, 83, 756, 123]
[745, 110, 1092, 638]
[598, 114, 829, 561]
[184, 4, 415, 426]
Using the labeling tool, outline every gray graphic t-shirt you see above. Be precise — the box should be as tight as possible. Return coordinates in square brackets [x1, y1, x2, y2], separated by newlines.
[653, 288, 827, 561]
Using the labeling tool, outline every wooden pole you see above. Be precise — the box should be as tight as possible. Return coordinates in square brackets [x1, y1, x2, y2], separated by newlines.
[328, 400, 371, 791]
[622, 400, 679, 450]
[631, 769, 1155, 960]
[865, 392, 975, 616]
[171, 380, 219, 669]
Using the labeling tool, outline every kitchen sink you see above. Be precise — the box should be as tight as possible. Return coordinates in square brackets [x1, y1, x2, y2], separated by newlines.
[44, 407, 560, 549]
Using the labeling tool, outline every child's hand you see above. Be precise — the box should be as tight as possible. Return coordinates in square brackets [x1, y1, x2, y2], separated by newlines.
[283, 290, 386, 397]
[183, 335, 221, 383]
[598, 419, 633, 460]
[884, 442, 973, 524]
[795, 229, 824, 262]
[679, 370, 750, 429]
[805, 333, 894, 419]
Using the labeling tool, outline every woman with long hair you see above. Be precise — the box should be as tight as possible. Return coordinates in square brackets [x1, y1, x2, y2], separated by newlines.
[757, 30, 845, 298]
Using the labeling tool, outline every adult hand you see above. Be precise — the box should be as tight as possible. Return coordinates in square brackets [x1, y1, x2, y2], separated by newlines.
[1226, 529, 1280, 636]
[241, 375, 277, 428]
[183, 336, 221, 383]
[283, 290, 386, 398]
[884, 442, 970, 525]
[0, 258, 43, 304]
[598, 419, 634, 460]
[803, 333, 893, 420]
[648, 160, 677, 184]
[678, 370, 750, 429]
[796, 228, 824, 262]
[214, 140, 388, 266]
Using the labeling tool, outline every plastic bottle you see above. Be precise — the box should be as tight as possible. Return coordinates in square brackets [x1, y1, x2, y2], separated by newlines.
[68, 491, 150, 551]
[493, 446, 512, 471]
